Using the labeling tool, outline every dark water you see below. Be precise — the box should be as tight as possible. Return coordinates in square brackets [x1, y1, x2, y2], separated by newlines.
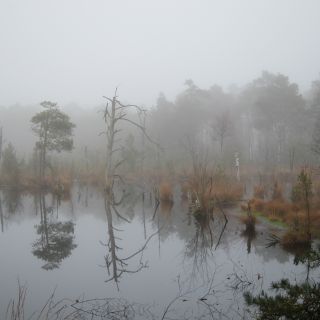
[0, 185, 313, 319]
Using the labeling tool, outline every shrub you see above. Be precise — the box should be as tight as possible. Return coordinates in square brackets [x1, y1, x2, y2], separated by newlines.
[264, 200, 292, 219]
[253, 185, 265, 199]
[210, 182, 243, 205]
[281, 229, 311, 248]
[250, 198, 265, 212]
[272, 181, 283, 201]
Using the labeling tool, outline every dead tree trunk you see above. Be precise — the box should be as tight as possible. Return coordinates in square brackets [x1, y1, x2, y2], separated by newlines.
[102, 89, 158, 195]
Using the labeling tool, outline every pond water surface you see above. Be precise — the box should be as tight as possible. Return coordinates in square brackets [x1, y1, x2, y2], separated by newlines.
[0, 184, 314, 319]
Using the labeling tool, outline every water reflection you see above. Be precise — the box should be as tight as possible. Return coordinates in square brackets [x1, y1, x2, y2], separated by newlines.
[103, 186, 159, 287]
[245, 245, 320, 318]
[185, 213, 214, 264]
[0, 189, 22, 232]
[293, 244, 320, 282]
[3, 189, 22, 214]
[32, 193, 77, 270]
[241, 228, 257, 254]
[1, 185, 317, 319]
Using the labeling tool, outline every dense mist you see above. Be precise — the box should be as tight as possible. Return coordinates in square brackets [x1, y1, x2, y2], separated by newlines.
[1, 2, 320, 319]
[1, 0, 320, 107]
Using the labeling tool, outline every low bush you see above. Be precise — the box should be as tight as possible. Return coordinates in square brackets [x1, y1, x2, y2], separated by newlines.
[159, 181, 174, 203]
[253, 185, 265, 199]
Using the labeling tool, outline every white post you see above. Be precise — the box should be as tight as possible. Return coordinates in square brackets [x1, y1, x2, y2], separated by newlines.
[235, 152, 240, 181]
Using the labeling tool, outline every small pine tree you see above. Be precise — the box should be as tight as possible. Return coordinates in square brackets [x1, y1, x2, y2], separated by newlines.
[298, 168, 312, 242]
[1, 143, 20, 185]
[31, 101, 75, 183]
[245, 246, 320, 319]
[245, 279, 320, 319]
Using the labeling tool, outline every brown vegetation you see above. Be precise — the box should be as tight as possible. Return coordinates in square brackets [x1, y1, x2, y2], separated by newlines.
[240, 201, 256, 232]
[253, 185, 265, 199]
[159, 181, 174, 203]
[272, 181, 283, 201]
[281, 229, 311, 248]
[246, 169, 320, 246]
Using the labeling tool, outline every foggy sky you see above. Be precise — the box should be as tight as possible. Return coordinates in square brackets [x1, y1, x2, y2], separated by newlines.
[1, 0, 320, 108]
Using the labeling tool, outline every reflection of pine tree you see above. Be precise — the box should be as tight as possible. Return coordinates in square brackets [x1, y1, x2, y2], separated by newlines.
[32, 195, 76, 270]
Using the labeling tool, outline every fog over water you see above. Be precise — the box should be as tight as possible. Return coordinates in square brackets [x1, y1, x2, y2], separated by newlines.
[1, 2, 320, 319]
[1, 0, 320, 107]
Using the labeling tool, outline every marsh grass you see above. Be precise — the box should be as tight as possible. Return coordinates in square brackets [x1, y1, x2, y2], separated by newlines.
[159, 181, 174, 203]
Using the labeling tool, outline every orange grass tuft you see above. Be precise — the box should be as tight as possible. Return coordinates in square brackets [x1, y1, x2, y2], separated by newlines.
[159, 182, 174, 203]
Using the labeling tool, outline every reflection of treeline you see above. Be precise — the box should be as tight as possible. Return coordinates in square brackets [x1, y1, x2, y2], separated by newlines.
[0, 189, 22, 232]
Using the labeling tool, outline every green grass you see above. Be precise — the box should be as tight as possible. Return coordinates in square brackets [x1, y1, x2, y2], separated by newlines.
[253, 211, 288, 228]
[240, 208, 288, 229]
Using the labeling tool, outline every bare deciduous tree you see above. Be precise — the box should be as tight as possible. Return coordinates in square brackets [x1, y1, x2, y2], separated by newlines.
[211, 111, 233, 153]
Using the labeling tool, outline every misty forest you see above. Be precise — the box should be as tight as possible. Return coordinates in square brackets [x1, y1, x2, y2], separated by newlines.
[1, 1, 320, 319]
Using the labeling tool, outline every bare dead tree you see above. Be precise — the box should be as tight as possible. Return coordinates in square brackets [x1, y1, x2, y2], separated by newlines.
[99, 90, 162, 287]
[102, 89, 157, 195]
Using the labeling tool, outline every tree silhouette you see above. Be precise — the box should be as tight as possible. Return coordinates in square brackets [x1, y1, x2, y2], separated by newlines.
[31, 101, 75, 183]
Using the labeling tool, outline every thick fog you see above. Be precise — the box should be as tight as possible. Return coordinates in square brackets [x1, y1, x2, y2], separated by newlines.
[1, 0, 320, 107]
[2, 3, 320, 318]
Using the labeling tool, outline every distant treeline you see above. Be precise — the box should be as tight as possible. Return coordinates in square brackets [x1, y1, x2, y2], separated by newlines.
[0, 71, 320, 184]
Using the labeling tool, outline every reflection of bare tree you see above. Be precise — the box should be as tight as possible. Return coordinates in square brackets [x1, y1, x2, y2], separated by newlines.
[103, 190, 159, 288]
[184, 208, 228, 279]
[185, 213, 214, 267]
[32, 193, 77, 270]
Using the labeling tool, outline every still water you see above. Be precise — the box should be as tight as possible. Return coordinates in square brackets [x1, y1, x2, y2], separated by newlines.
[0, 184, 312, 319]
